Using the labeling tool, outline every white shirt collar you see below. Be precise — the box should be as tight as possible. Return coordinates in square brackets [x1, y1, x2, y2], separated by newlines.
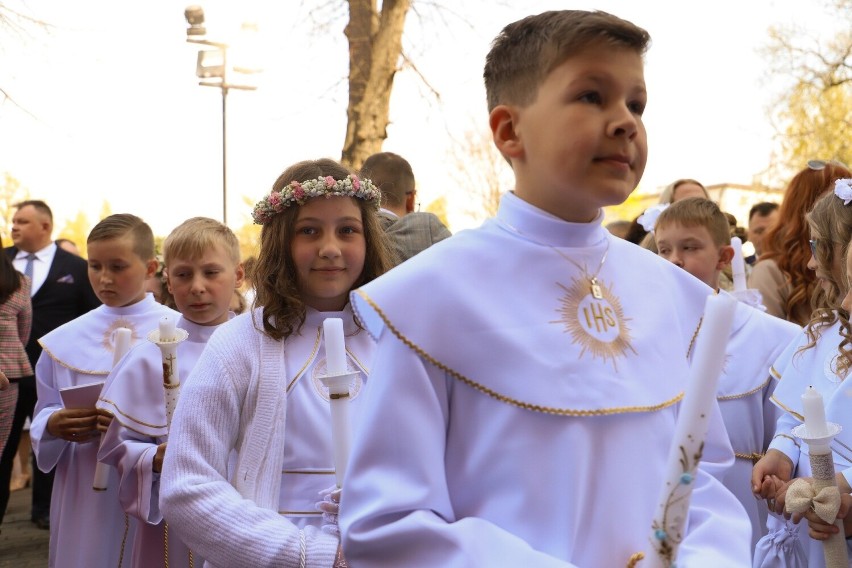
[16, 241, 57, 261]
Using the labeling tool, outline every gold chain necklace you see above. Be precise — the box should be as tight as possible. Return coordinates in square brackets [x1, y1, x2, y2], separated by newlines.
[499, 220, 610, 299]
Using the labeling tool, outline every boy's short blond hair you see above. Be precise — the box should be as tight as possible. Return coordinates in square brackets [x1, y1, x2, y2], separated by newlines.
[163, 217, 240, 267]
[655, 198, 731, 247]
[484, 10, 650, 112]
[88, 213, 155, 261]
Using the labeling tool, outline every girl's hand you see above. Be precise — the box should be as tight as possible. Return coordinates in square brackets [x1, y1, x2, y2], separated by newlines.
[318, 485, 342, 536]
[752, 449, 794, 500]
[807, 493, 852, 540]
[47, 408, 100, 442]
[0, 371, 9, 391]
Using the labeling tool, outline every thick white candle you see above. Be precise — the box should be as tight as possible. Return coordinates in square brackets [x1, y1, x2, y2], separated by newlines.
[803, 386, 829, 438]
[730, 237, 747, 292]
[112, 327, 132, 367]
[323, 318, 347, 375]
[96, 326, 133, 491]
[159, 315, 177, 342]
[649, 292, 737, 566]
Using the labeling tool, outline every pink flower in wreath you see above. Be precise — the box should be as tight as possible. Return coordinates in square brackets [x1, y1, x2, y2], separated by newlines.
[293, 186, 305, 200]
[351, 175, 361, 190]
[268, 192, 281, 206]
[325, 176, 336, 188]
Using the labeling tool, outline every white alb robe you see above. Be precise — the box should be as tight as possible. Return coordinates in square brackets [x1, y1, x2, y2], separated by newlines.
[97, 315, 229, 568]
[715, 293, 800, 556]
[341, 192, 752, 567]
[30, 294, 177, 568]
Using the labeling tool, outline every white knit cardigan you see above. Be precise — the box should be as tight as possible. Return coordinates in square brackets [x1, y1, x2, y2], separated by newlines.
[160, 309, 342, 567]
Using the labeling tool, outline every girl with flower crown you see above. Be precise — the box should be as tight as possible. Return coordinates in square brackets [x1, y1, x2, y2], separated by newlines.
[160, 158, 394, 568]
[752, 182, 852, 567]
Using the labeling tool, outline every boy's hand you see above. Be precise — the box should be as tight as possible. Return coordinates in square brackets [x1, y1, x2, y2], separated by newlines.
[153, 443, 167, 473]
[752, 449, 794, 500]
[96, 408, 113, 433]
[0, 371, 9, 391]
[47, 408, 100, 442]
[807, 493, 852, 540]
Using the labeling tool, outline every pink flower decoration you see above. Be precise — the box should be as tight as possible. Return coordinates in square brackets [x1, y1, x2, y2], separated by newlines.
[351, 175, 361, 190]
[325, 176, 336, 188]
[294, 186, 305, 200]
[268, 192, 281, 206]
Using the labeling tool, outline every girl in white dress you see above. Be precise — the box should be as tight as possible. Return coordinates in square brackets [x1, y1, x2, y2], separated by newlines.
[159, 158, 393, 568]
[753, 181, 852, 567]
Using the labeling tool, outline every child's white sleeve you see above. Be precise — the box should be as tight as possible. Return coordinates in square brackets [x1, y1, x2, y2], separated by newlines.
[160, 344, 339, 568]
[30, 354, 69, 472]
[98, 416, 162, 523]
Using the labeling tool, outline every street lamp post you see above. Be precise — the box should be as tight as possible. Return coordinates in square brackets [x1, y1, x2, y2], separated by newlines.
[184, 6, 256, 226]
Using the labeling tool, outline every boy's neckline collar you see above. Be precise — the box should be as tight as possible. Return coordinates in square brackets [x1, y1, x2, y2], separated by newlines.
[497, 192, 607, 248]
[100, 293, 158, 316]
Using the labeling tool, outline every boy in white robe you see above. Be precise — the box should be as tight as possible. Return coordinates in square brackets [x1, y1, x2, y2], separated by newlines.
[653, 197, 801, 554]
[97, 217, 244, 568]
[341, 10, 752, 567]
[30, 214, 177, 568]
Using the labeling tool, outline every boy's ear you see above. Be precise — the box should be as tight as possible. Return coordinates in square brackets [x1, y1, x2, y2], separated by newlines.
[145, 258, 159, 279]
[163, 268, 173, 295]
[234, 261, 245, 289]
[489, 105, 523, 160]
[717, 245, 734, 269]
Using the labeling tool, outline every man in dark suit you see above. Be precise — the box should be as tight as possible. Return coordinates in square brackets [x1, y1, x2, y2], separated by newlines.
[0, 200, 99, 530]
[361, 152, 452, 265]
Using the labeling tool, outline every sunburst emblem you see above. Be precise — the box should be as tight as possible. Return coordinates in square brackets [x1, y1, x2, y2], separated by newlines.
[551, 276, 635, 370]
[101, 318, 138, 352]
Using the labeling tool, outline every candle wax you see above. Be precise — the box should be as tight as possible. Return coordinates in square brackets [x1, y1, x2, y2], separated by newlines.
[802, 385, 829, 438]
[323, 318, 347, 375]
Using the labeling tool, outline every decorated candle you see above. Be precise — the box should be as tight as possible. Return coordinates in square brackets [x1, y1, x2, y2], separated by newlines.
[730, 237, 747, 292]
[323, 318, 347, 375]
[802, 385, 829, 439]
[648, 292, 737, 567]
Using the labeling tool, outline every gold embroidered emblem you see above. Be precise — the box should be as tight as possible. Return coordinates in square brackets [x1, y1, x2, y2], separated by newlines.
[552, 276, 635, 369]
[101, 318, 138, 353]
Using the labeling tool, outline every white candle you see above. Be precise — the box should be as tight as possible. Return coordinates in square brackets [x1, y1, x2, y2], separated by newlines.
[649, 292, 737, 566]
[323, 318, 347, 375]
[96, 326, 133, 491]
[112, 328, 132, 367]
[159, 315, 177, 342]
[730, 237, 747, 292]
[803, 386, 829, 438]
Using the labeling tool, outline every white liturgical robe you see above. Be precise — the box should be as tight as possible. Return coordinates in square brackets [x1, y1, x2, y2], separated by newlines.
[97, 315, 229, 568]
[715, 292, 800, 555]
[30, 294, 177, 568]
[341, 192, 752, 567]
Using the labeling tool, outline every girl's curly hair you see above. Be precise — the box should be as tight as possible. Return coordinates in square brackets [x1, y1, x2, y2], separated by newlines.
[800, 190, 852, 378]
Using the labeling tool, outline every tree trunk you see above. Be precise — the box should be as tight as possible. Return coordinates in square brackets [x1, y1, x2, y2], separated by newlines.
[342, 0, 411, 170]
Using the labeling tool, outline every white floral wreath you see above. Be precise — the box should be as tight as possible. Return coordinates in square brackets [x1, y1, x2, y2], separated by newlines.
[835, 178, 852, 205]
[252, 174, 381, 225]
